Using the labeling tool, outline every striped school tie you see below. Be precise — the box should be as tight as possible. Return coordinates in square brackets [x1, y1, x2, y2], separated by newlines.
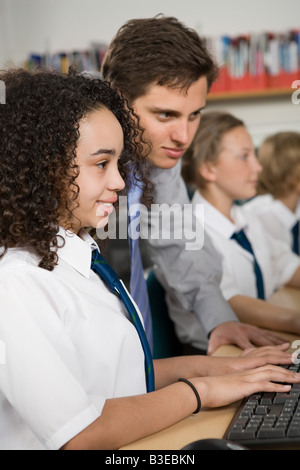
[291, 221, 300, 255]
[231, 229, 265, 300]
[128, 183, 153, 351]
[91, 250, 155, 393]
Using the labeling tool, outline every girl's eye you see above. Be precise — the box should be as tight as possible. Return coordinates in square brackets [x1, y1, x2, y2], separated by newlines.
[96, 160, 108, 169]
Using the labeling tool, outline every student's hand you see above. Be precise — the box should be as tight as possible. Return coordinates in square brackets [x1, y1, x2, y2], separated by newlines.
[192, 365, 300, 409]
[207, 321, 289, 355]
[239, 342, 291, 359]
[199, 343, 293, 377]
[229, 343, 294, 372]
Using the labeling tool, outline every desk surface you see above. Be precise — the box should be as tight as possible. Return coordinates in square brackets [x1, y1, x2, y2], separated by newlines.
[122, 287, 300, 450]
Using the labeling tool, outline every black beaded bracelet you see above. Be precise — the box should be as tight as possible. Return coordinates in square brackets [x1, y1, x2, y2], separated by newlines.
[178, 378, 201, 414]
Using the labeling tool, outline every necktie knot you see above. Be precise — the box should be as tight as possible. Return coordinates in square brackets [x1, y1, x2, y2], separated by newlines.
[231, 229, 252, 250]
[91, 250, 119, 294]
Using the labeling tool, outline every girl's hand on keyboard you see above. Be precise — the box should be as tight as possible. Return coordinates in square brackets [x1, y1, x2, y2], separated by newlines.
[239, 342, 291, 358]
[228, 343, 295, 372]
[194, 343, 294, 377]
[192, 365, 300, 408]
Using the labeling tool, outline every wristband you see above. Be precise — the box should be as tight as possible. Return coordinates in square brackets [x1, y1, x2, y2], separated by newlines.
[178, 378, 201, 414]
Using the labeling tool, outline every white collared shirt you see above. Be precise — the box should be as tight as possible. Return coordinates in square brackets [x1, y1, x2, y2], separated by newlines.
[0, 228, 146, 450]
[192, 191, 300, 301]
[244, 194, 300, 251]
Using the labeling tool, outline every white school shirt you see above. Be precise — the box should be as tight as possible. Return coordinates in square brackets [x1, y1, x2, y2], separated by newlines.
[192, 191, 300, 301]
[0, 228, 146, 450]
[244, 194, 300, 251]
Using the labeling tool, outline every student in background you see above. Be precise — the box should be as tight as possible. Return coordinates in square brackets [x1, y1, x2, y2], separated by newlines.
[182, 111, 300, 336]
[2, 68, 299, 450]
[245, 132, 300, 254]
[102, 15, 287, 354]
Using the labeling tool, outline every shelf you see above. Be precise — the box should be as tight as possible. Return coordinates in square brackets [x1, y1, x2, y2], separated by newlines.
[207, 87, 293, 102]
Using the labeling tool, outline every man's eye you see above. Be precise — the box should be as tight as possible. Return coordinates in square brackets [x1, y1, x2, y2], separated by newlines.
[159, 112, 170, 118]
[190, 111, 201, 120]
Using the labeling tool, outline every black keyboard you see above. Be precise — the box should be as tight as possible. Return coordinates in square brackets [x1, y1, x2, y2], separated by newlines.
[224, 361, 300, 448]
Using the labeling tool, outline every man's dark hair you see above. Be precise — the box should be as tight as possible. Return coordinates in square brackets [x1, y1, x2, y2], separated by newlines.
[102, 15, 218, 102]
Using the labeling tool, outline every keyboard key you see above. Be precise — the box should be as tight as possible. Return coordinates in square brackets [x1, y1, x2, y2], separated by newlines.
[261, 393, 275, 405]
[228, 429, 256, 440]
[287, 426, 300, 437]
[255, 406, 269, 415]
[274, 394, 291, 404]
[257, 428, 286, 439]
[235, 417, 249, 426]
[248, 394, 262, 402]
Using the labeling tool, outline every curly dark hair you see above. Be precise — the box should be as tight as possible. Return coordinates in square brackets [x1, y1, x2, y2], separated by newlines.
[0, 67, 151, 270]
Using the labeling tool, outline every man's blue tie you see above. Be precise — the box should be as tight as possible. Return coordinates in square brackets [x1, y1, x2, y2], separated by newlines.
[291, 221, 300, 255]
[231, 229, 265, 300]
[128, 183, 153, 351]
[91, 250, 155, 393]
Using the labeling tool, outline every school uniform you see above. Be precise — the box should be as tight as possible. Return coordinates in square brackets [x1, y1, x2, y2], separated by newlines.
[244, 194, 300, 252]
[192, 191, 300, 301]
[0, 228, 146, 450]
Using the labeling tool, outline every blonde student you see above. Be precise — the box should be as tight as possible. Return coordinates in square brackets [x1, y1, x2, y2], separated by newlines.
[182, 111, 300, 335]
[0, 69, 299, 450]
[245, 131, 300, 254]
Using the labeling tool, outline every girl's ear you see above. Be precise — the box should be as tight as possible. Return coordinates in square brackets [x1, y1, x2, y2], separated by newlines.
[198, 161, 218, 183]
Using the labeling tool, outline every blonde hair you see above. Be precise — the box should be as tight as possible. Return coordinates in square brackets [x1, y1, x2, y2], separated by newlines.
[182, 111, 244, 188]
[257, 132, 300, 198]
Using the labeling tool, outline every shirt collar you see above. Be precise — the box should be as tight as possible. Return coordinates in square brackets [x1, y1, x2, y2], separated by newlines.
[192, 191, 247, 239]
[56, 227, 99, 278]
[272, 198, 300, 230]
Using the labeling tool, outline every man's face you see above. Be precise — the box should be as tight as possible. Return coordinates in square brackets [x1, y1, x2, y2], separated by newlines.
[132, 77, 207, 169]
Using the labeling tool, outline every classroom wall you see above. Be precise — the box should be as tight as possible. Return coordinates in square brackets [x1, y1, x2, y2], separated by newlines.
[1, 0, 299, 62]
[0, 0, 299, 145]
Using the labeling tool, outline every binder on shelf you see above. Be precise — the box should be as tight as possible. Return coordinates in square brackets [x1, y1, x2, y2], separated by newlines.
[26, 43, 108, 74]
[208, 28, 300, 97]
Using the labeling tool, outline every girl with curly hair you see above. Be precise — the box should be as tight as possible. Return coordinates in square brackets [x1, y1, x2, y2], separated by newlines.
[0, 68, 299, 450]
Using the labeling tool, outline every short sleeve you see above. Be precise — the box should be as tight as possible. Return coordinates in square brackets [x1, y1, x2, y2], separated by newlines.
[0, 270, 102, 449]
